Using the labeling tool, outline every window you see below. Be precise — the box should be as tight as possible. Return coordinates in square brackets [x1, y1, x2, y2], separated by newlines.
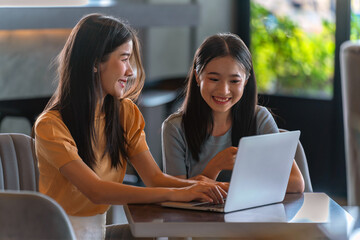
[250, 0, 336, 98]
[352, 0, 360, 40]
[0, 0, 113, 7]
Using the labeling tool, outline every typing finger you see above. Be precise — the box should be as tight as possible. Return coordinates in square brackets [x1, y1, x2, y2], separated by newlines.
[218, 185, 228, 199]
[209, 185, 224, 204]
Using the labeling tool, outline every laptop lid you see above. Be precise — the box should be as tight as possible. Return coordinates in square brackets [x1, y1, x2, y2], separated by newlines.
[160, 130, 300, 213]
[224, 130, 300, 212]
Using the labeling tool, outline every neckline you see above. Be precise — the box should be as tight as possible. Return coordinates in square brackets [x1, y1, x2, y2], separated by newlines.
[209, 128, 231, 143]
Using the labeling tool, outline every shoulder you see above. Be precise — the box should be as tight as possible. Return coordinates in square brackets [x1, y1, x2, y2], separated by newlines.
[120, 98, 138, 111]
[34, 110, 75, 145]
[255, 105, 272, 119]
[119, 98, 142, 118]
[162, 111, 187, 146]
[36, 109, 61, 121]
[255, 105, 279, 134]
[35, 110, 65, 133]
[163, 111, 183, 130]
[119, 98, 145, 132]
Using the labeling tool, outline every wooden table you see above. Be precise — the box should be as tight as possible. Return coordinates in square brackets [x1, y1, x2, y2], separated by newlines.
[124, 193, 354, 239]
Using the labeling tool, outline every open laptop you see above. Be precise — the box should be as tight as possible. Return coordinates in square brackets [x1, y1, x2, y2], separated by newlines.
[161, 130, 300, 213]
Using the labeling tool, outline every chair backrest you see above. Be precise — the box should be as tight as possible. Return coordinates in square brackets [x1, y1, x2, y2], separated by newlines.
[340, 40, 360, 205]
[0, 190, 76, 240]
[279, 129, 313, 192]
[0, 133, 38, 191]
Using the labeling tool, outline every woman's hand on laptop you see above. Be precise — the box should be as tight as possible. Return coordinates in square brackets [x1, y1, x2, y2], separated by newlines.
[191, 174, 229, 192]
[172, 181, 227, 204]
[201, 147, 238, 180]
[190, 174, 216, 183]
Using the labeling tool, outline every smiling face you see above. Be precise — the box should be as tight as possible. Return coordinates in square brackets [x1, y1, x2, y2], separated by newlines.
[196, 56, 247, 118]
[99, 40, 133, 99]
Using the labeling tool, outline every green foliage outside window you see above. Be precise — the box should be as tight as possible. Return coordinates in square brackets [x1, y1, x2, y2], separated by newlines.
[250, 2, 335, 97]
[351, 12, 360, 40]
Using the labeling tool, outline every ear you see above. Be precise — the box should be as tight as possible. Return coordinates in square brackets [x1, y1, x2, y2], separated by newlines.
[245, 73, 250, 85]
[194, 71, 200, 86]
[94, 61, 100, 73]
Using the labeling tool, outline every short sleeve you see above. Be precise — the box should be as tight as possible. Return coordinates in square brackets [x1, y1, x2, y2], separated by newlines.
[120, 99, 149, 157]
[161, 115, 187, 176]
[35, 112, 80, 169]
[256, 106, 279, 134]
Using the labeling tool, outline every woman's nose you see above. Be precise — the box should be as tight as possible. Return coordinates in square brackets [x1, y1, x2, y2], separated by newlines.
[219, 81, 230, 94]
[126, 64, 133, 77]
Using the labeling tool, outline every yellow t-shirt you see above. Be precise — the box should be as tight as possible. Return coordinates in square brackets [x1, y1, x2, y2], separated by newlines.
[34, 98, 149, 216]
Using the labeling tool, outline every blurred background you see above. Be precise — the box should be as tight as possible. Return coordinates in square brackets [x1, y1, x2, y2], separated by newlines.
[0, 0, 359, 204]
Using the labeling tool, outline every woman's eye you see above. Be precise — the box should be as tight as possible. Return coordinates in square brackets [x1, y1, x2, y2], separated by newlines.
[122, 58, 129, 62]
[209, 78, 219, 81]
[230, 80, 241, 84]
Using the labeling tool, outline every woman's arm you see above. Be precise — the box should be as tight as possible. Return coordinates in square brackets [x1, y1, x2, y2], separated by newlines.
[169, 147, 237, 182]
[161, 118, 189, 177]
[179, 158, 304, 193]
[286, 160, 305, 193]
[188, 154, 304, 193]
[131, 150, 196, 187]
[59, 151, 227, 206]
[131, 150, 228, 194]
[162, 117, 236, 182]
[200, 147, 237, 180]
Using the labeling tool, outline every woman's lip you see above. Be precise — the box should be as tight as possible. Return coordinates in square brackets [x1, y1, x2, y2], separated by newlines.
[212, 96, 231, 103]
[118, 79, 127, 88]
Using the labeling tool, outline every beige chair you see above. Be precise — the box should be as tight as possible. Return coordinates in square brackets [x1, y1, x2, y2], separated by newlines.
[340, 40, 360, 205]
[0, 133, 38, 191]
[0, 190, 76, 240]
[0, 133, 76, 239]
[279, 129, 313, 192]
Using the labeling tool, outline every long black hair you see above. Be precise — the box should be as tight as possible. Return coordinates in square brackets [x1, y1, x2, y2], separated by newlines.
[43, 13, 145, 169]
[181, 33, 257, 161]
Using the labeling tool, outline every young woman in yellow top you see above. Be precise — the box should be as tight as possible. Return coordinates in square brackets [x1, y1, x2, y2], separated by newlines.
[34, 13, 226, 239]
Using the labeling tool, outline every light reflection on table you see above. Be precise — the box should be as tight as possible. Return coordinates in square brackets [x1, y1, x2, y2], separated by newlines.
[124, 193, 354, 239]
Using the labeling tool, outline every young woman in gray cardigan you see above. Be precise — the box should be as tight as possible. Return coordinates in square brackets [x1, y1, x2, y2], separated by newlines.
[162, 33, 304, 193]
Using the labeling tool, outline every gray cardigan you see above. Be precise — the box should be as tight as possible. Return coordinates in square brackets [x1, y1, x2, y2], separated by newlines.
[161, 106, 279, 182]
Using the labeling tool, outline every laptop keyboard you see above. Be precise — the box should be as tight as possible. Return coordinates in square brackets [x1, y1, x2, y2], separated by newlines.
[199, 202, 225, 209]
[195, 200, 226, 209]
